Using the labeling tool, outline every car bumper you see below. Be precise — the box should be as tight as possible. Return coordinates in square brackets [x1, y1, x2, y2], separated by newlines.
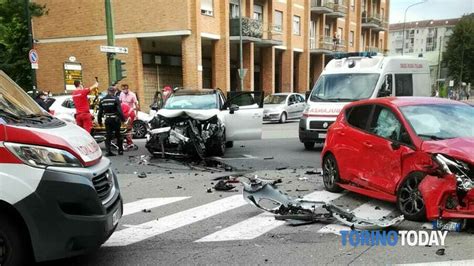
[420, 174, 474, 220]
[13, 158, 122, 262]
[263, 113, 281, 121]
[298, 117, 331, 143]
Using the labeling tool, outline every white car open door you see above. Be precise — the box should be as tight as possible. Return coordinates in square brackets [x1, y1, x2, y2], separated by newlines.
[221, 91, 264, 141]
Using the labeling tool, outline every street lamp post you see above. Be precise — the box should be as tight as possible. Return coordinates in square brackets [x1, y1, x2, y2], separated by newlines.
[401, 0, 427, 55]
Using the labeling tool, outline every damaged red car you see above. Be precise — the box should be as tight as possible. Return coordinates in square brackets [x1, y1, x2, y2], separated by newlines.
[321, 97, 474, 221]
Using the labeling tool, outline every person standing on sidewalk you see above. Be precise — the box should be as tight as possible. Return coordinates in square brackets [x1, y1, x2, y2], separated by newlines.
[72, 79, 98, 133]
[98, 86, 125, 156]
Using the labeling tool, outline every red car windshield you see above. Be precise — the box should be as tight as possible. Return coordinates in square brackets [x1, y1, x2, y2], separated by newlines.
[401, 104, 474, 140]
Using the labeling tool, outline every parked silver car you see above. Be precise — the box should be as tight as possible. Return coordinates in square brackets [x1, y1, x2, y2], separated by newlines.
[263, 93, 306, 123]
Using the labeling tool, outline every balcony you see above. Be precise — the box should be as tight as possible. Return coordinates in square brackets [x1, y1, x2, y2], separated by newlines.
[327, 3, 347, 18]
[361, 13, 386, 31]
[311, 0, 333, 14]
[310, 36, 338, 54]
[229, 17, 263, 42]
[258, 25, 284, 47]
[365, 46, 380, 53]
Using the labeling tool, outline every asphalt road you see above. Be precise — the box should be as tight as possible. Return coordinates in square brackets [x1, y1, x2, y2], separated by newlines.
[44, 121, 474, 265]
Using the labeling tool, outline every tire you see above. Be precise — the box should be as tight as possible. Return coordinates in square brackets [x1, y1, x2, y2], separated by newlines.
[322, 153, 343, 193]
[210, 134, 226, 156]
[132, 120, 148, 139]
[279, 112, 287, 123]
[396, 173, 426, 221]
[0, 215, 31, 266]
[225, 141, 234, 148]
[304, 142, 315, 150]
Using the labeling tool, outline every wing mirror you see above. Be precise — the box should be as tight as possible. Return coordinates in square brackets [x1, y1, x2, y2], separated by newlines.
[288, 101, 294, 106]
[229, 104, 239, 114]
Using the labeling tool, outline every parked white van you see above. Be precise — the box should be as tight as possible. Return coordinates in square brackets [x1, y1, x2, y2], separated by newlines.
[299, 53, 431, 150]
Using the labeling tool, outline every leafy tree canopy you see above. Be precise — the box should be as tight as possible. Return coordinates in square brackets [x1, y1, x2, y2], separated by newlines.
[443, 13, 474, 87]
[0, 0, 46, 91]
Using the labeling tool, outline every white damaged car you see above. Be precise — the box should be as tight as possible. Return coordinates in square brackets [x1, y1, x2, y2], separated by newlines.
[145, 88, 263, 158]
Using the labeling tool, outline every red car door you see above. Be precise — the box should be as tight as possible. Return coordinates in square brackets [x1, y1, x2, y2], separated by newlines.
[364, 105, 413, 195]
[333, 104, 374, 184]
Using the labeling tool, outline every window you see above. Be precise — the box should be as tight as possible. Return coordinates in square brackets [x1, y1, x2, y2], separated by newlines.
[349, 31, 354, 47]
[201, 0, 213, 16]
[351, 0, 355, 11]
[369, 106, 405, 143]
[337, 27, 343, 41]
[230, 2, 240, 18]
[253, 4, 263, 21]
[395, 74, 413, 96]
[288, 95, 297, 104]
[347, 105, 373, 130]
[381, 8, 385, 21]
[293, 15, 301, 35]
[378, 74, 393, 97]
[275, 10, 283, 32]
[297, 94, 305, 102]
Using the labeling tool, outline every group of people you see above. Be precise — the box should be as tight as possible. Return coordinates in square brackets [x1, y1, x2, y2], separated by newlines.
[72, 79, 139, 156]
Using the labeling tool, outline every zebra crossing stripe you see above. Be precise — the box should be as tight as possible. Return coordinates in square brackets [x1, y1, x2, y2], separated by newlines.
[396, 260, 474, 266]
[318, 199, 395, 235]
[196, 190, 344, 242]
[104, 195, 247, 247]
[122, 197, 190, 216]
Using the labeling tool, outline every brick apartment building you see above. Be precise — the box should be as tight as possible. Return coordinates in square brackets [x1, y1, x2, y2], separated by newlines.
[32, 0, 389, 109]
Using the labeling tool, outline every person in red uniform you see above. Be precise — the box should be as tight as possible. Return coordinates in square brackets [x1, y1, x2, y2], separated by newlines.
[72, 79, 98, 133]
[121, 102, 136, 147]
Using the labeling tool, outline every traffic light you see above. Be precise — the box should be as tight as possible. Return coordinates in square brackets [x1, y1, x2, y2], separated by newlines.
[115, 59, 127, 81]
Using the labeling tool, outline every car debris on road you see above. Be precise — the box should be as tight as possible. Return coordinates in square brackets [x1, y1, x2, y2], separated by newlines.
[242, 176, 404, 229]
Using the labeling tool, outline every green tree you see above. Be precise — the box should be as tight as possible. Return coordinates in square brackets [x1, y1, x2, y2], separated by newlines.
[0, 0, 46, 91]
[443, 13, 474, 87]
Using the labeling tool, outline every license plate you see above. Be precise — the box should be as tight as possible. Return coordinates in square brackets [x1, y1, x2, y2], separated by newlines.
[112, 207, 121, 226]
[319, 133, 327, 139]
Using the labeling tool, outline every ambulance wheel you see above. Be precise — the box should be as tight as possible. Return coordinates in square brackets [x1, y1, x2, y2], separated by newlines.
[397, 173, 426, 221]
[0, 215, 31, 266]
[304, 142, 315, 150]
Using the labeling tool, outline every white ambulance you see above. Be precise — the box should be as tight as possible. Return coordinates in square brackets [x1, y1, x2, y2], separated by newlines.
[0, 71, 122, 264]
[299, 53, 431, 149]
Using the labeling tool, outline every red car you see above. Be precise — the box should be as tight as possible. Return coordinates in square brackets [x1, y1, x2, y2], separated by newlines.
[321, 97, 474, 221]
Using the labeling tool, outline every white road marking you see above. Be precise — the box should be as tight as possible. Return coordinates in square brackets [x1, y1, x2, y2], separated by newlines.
[104, 195, 247, 247]
[397, 260, 474, 266]
[122, 197, 190, 216]
[196, 190, 344, 242]
[318, 199, 395, 235]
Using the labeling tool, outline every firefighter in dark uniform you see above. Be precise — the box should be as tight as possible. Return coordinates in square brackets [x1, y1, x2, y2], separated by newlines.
[98, 86, 125, 156]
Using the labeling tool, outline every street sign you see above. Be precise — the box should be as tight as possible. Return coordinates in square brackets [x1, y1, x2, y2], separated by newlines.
[100, 45, 129, 54]
[31, 63, 38, 69]
[29, 49, 39, 64]
[238, 68, 248, 79]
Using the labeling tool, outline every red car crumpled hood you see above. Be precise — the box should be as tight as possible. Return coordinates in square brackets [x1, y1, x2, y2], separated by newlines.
[422, 137, 474, 165]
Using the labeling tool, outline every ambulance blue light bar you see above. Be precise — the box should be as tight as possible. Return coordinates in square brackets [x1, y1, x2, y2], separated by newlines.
[333, 52, 377, 59]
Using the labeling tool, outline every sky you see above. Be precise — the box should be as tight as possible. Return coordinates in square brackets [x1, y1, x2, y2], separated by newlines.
[389, 0, 474, 23]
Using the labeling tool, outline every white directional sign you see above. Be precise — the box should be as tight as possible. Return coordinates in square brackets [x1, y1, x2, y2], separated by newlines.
[100, 45, 129, 54]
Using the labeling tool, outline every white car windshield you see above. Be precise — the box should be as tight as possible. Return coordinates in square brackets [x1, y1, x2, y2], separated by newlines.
[264, 95, 287, 104]
[401, 104, 474, 140]
[310, 73, 379, 102]
[0, 72, 45, 120]
[163, 94, 218, 110]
